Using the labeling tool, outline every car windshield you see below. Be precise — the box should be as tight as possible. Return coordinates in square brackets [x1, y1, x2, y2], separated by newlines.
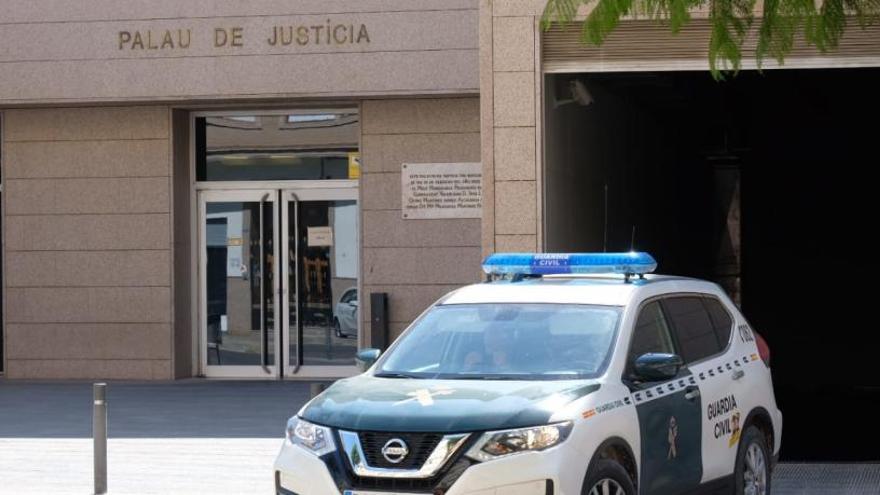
[376, 303, 621, 380]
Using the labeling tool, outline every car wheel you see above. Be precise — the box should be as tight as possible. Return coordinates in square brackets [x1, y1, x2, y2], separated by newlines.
[734, 426, 772, 495]
[334, 318, 343, 338]
[582, 459, 635, 495]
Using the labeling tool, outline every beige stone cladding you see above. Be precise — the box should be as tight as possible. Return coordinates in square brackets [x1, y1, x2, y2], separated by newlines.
[0, 0, 478, 105]
[361, 98, 482, 340]
[3, 106, 173, 379]
[480, 0, 544, 258]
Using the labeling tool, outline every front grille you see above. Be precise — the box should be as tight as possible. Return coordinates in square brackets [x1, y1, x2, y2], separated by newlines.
[359, 431, 443, 469]
[349, 457, 475, 494]
[349, 474, 436, 492]
[325, 431, 477, 495]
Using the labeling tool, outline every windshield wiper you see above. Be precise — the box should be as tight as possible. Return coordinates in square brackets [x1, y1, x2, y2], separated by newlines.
[374, 372, 421, 379]
[446, 374, 521, 380]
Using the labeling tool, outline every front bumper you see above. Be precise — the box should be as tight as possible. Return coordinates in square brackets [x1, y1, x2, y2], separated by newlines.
[274, 441, 338, 494]
[274, 437, 584, 495]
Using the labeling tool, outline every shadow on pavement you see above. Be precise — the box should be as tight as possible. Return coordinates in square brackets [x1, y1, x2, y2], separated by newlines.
[0, 380, 312, 438]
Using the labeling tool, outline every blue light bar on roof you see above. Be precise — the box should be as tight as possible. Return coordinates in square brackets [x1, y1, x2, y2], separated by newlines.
[482, 252, 657, 276]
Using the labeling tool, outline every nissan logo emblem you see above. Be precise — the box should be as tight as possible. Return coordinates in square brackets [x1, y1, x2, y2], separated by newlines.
[381, 438, 409, 464]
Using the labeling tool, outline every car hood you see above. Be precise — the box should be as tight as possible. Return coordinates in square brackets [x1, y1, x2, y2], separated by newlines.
[300, 374, 600, 433]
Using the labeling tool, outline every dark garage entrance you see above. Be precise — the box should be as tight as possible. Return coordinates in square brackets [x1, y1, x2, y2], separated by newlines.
[544, 68, 879, 461]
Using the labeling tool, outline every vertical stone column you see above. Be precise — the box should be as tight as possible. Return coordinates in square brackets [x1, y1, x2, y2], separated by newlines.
[481, 0, 545, 256]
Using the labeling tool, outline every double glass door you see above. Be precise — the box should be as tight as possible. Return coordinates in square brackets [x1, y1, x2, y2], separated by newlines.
[199, 186, 359, 378]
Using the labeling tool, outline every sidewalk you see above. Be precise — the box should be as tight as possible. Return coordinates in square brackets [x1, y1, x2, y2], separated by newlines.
[0, 380, 308, 494]
[1, 380, 878, 494]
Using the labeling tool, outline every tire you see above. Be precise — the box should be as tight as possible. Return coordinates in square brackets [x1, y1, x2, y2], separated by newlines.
[734, 426, 772, 495]
[582, 459, 636, 495]
[334, 318, 344, 338]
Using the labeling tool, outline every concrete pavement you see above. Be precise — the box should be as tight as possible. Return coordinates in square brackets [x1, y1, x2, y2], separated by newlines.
[1, 380, 879, 494]
[0, 380, 307, 494]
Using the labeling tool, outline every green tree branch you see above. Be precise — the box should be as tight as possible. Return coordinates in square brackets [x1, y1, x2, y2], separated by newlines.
[541, 0, 879, 79]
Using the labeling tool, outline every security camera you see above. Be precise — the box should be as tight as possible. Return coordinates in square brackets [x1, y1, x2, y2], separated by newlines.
[552, 79, 594, 108]
[569, 79, 593, 106]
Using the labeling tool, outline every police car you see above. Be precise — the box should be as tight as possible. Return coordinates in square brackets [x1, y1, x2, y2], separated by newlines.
[274, 252, 782, 495]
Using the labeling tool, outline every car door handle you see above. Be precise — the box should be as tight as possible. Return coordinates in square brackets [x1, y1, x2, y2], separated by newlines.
[684, 386, 701, 401]
[732, 370, 745, 381]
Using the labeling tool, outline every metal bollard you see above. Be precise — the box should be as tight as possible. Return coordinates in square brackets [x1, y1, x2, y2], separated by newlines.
[309, 382, 327, 398]
[93, 383, 107, 495]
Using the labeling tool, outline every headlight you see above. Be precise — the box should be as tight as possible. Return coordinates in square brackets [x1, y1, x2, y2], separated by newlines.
[286, 417, 336, 457]
[466, 422, 573, 462]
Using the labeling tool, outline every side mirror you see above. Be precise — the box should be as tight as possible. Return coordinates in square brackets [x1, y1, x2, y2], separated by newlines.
[356, 348, 381, 372]
[633, 353, 684, 382]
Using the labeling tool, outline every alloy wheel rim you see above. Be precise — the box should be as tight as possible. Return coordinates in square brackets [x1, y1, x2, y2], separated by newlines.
[589, 478, 626, 495]
[743, 442, 768, 495]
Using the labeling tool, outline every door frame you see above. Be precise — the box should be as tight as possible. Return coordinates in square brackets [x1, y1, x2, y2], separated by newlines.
[196, 180, 361, 379]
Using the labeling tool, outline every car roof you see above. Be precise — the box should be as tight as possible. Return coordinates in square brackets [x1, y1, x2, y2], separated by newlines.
[440, 274, 721, 307]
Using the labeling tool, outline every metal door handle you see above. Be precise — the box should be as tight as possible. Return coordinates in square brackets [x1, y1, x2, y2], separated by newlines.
[290, 191, 301, 375]
[684, 387, 701, 401]
[259, 193, 271, 373]
[732, 370, 745, 381]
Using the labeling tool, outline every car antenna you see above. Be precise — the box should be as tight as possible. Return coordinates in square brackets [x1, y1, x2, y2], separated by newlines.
[603, 183, 609, 252]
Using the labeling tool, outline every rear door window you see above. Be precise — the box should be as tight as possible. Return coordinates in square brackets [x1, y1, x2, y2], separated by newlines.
[663, 296, 722, 363]
[702, 298, 733, 350]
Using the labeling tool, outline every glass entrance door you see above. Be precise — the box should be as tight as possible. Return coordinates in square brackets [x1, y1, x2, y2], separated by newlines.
[198, 185, 359, 378]
[199, 190, 280, 377]
[282, 188, 360, 378]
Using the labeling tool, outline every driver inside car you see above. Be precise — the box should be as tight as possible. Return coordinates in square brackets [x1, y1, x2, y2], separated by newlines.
[463, 325, 514, 372]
